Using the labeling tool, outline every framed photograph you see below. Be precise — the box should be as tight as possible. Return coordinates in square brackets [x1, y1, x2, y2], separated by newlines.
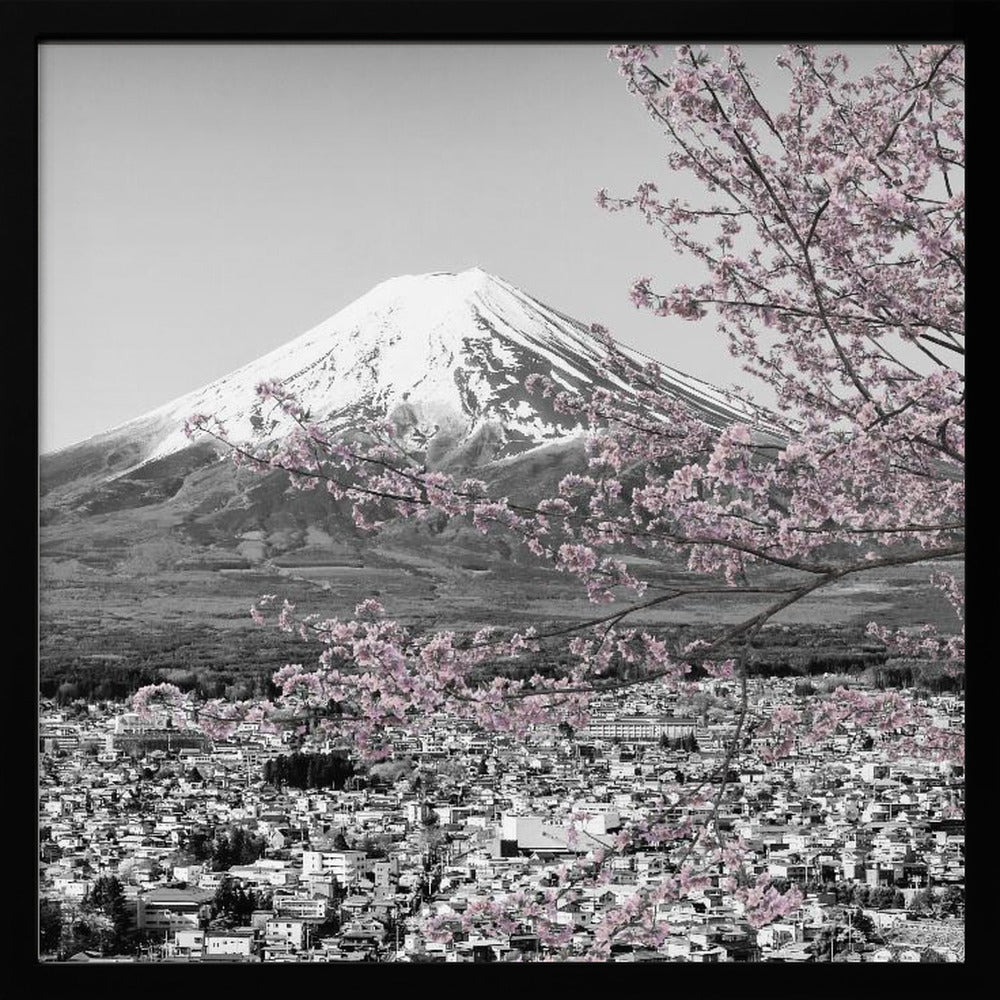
[14, 0, 974, 978]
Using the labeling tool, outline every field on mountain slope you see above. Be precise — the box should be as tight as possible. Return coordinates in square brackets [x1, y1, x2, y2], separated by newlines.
[40, 522, 963, 702]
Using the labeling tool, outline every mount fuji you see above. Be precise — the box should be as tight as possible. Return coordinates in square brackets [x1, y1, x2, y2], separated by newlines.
[40, 268, 781, 572]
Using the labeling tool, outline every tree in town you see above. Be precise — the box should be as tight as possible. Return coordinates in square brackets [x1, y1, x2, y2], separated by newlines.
[133, 42, 964, 957]
[211, 826, 268, 872]
[834, 881, 856, 906]
[39, 899, 63, 955]
[60, 909, 114, 958]
[183, 828, 215, 862]
[213, 880, 258, 926]
[866, 886, 895, 909]
[81, 875, 131, 953]
[263, 750, 355, 790]
[851, 907, 875, 939]
[939, 884, 964, 916]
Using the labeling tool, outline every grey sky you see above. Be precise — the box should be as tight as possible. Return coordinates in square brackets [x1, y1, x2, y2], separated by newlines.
[39, 43, 888, 453]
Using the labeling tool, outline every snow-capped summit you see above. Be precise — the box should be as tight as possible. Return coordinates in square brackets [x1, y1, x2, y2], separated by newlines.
[47, 267, 775, 480]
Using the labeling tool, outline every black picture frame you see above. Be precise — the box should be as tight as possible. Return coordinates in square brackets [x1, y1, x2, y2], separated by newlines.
[13, 0, 980, 989]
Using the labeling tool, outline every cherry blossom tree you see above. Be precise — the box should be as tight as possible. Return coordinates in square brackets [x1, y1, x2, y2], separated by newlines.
[133, 43, 964, 958]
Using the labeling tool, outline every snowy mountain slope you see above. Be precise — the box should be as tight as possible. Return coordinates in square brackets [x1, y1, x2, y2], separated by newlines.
[43, 267, 782, 493]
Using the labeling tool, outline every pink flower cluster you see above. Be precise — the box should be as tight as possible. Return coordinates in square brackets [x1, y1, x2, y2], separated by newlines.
[735, 875, 805, 929]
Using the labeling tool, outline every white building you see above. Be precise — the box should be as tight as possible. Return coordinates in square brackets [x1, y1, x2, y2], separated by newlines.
[172, 929, 205, 956]
[582, 716, 697, 742]
[138, 887, 214, 933]
[274, 896, 328, 920]
[205, 929, 255, 959]
[301, 850, 365, 884]
[265, 918, 307, 950]
[498, 814, 615, 855]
